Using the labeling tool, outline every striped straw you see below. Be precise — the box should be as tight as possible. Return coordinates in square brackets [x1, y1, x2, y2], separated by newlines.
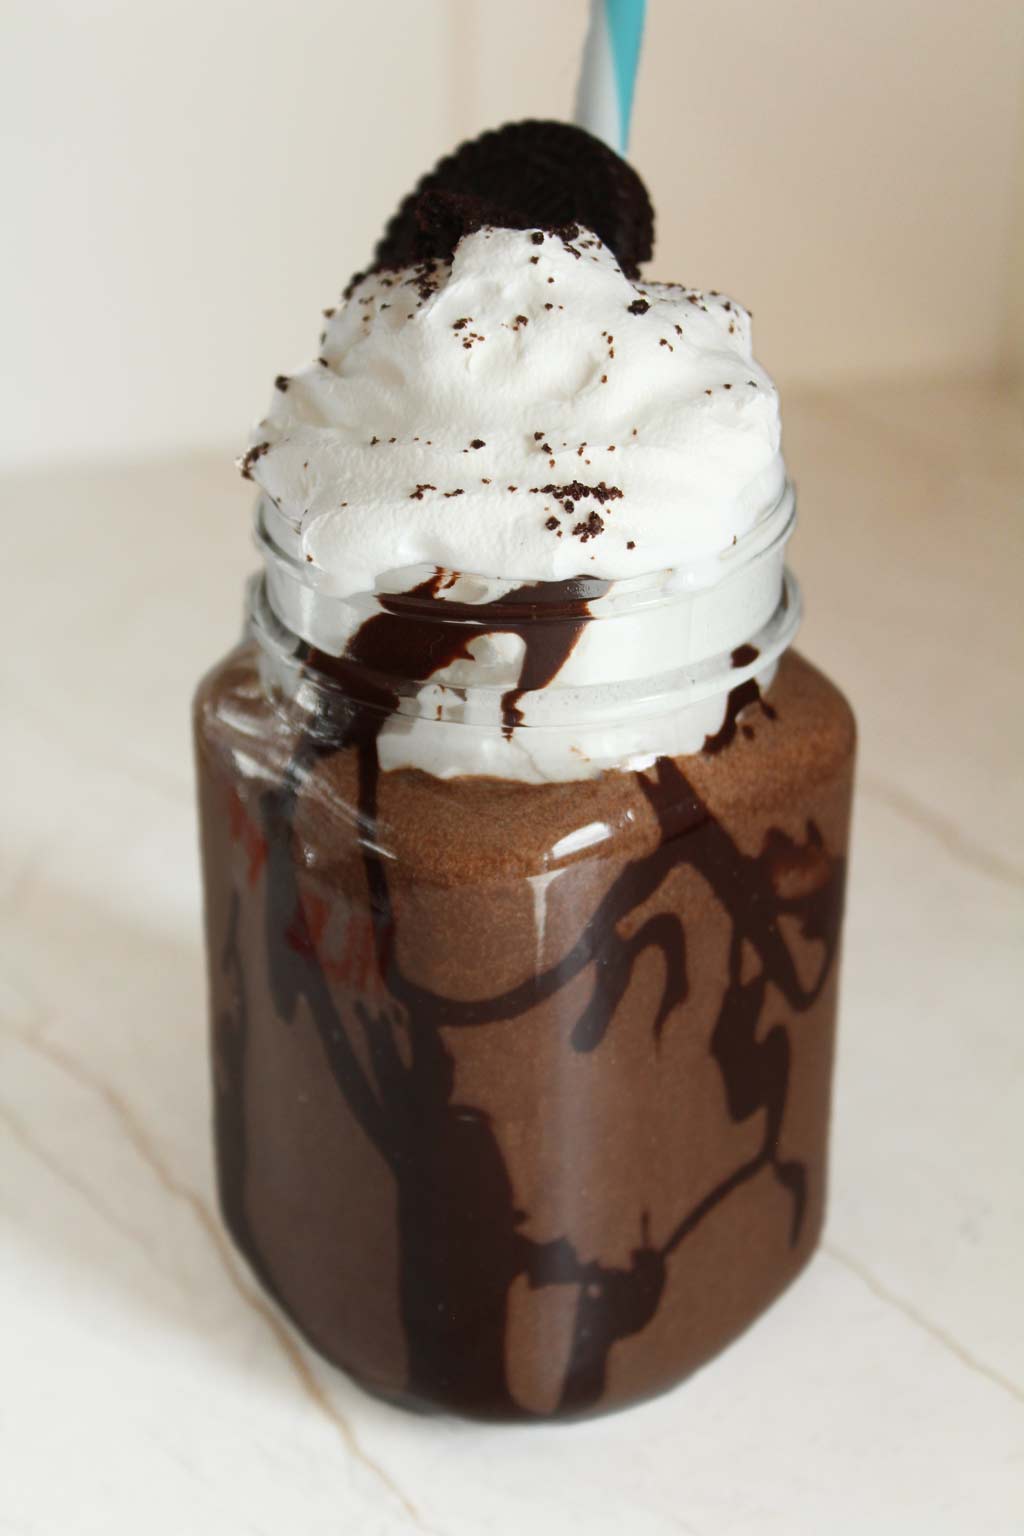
[574, 0, 647, 156]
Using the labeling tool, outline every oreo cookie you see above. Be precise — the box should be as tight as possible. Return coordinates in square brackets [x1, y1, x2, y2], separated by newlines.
[372, 120, 654, 278]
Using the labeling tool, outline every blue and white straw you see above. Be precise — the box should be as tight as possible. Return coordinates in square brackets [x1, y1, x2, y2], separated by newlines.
[574, 0, 647, 156]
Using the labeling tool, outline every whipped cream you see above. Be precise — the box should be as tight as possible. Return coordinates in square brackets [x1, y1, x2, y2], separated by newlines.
[243, 222, 797, 781]
[246, 226, 785, 598]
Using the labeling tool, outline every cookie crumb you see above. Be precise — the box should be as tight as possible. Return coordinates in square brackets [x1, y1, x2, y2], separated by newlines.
[239, 442, 270, 480]
[572, 510, 605, 542]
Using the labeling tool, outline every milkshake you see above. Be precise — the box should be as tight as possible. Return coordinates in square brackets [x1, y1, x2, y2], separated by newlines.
[194, 121, 854, 1420]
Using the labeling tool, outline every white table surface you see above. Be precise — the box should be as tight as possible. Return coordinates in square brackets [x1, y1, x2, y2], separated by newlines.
[2, 379, 1022, 1535]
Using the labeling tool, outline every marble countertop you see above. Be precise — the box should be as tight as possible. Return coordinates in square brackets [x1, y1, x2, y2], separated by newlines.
[2, 379, 1022, 1534]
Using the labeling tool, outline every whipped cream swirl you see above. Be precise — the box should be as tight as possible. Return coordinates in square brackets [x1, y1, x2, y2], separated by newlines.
[244, 226, 785, 599]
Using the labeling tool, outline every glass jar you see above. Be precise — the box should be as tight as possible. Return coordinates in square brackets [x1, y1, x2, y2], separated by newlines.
[193, 483, 854, 1421]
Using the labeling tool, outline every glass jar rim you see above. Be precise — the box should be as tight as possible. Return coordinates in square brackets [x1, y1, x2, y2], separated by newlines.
[247, 477, 800, 755]
[252, 478, 797, 610]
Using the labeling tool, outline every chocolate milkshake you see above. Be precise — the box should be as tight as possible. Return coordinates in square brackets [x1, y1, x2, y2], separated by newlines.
[194, 122, 854, 1421]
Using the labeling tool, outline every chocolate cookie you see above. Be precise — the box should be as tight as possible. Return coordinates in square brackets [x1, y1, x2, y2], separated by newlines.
[372, 119, 655, 278]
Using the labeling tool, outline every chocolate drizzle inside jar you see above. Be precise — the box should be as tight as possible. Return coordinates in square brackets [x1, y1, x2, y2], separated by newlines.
[202, 579, 849, 1419]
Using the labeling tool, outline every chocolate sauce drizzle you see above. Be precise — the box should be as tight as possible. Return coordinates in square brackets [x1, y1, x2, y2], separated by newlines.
[214, 891, 285, 1308]
[218, 584, 845, 1419]
[338, 572, 609, 738]
[702, 644, 778, 755]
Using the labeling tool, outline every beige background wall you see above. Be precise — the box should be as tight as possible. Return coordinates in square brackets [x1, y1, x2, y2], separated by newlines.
[3, 0, 1023, 467]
